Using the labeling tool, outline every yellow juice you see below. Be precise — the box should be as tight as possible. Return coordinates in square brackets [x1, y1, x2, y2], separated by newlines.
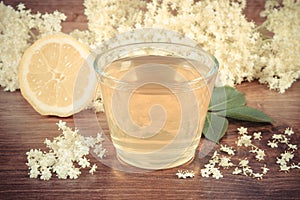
[100, 55, 212, 169]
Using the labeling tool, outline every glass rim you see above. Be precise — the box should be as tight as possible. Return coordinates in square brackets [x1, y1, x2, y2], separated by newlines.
[93, 42, 219, 88]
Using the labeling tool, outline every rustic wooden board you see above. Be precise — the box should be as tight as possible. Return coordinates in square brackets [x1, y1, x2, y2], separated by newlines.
[1, 0, 299, 199]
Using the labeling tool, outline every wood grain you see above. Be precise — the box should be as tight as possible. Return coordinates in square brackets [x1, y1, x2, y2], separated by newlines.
[1, 0, 300, 199]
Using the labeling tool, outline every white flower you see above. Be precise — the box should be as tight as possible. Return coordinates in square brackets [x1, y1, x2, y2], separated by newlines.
[211, 168, 223, 179]
[242, 166, 253, 176]
[212, 151, 220, 159]
[239, 159, 249, 167]
[177, 170, 195, 179]
[85, 136, 97, 148]
[288, 144, 297, 151]
[279, 165, 290, 173]
[26, 120, 105, 180]
[272, 134, 282, 140]
[184, 170, 195, 178]
[29, 167, 40, 179]
[279, 135, 290, 144]
[219, 156, 234, 169]
[253, 132, 262, 140]
[267, 140, 278, 148]
[89, 164, 97, 175]
[40, 168, 52, 181]
[26, 149, 43, 159]
[68, 167, 81, 179]
[205, 163, 216, 170]
[284, 127, 294, 136]
[200, 168, 210, 178]
[17, 3, 25, 10]
[276, 158, 287, 166]
[237, 135, 252, 147]
[220, 144, 235, 155]
[78, 157, 90, 168]
[249, 146, 258, 154]
[57, 120, 67, 130]
[53, 162, 70, 179]
[255, 149, 265, 161]
[290, 163, 300, 169]
[39, 153, 56, 167]
[237, 127, 248, 135]
[94, 144, 107, 159]
[252, 173, 263, 180]
[176, 170, 186, 179]
[96, 133, 104, 143]
[261, 165, 269, 175]
[232, 167, 242, 175]
[281, 151, 294, 162]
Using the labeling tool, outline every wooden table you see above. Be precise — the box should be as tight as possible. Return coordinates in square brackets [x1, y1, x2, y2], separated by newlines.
[1, 1, 299, 199]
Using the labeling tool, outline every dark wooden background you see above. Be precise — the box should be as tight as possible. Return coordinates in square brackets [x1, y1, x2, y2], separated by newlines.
[1, 0, 299, 199]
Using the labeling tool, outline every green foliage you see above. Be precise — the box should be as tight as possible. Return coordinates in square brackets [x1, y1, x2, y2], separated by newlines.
[203, 86, 273, 143]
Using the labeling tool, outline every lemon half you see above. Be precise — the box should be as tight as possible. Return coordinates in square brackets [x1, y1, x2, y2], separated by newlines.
[18, 34, 97, 117]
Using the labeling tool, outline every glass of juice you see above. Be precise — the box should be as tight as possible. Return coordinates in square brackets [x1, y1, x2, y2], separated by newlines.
[94, 42, 218, 170]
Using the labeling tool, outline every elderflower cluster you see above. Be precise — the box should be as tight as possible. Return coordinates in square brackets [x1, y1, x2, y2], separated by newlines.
[257, 0, 300, 93]
[83, 0, 260, 87]
[200, 151, 224, 179]
[26, 120, 106, 180]
[0, 2, 66, 92]
[201, 144, 268, 180]
[201, 126, 299, 180]
[232, 161, 269, 180]
[81, 0, 299, 93]
[266, 127, 299, 173]
[237, 127, 266, 161]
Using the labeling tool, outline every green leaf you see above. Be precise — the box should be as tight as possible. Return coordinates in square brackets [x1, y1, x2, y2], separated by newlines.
[203, 86, 273, 144]
[217, 106, 273, 123]
[209, 86, 246, 111]
[202, 112, 229, 143]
